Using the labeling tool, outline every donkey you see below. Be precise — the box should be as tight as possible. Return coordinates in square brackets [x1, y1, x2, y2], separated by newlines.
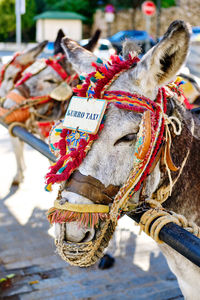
[0, 41, 48, 98]
[47, 20, 200, 299]
[0, 30, 101, 185]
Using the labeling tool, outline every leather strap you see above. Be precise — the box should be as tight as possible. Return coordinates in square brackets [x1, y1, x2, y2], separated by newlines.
[6, 91, 26, 104]
[65, 170, 120, 205]
[15, 84, 30, 99]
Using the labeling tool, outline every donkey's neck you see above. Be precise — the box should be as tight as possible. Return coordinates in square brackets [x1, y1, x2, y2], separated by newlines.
[163, 112, 200, 225]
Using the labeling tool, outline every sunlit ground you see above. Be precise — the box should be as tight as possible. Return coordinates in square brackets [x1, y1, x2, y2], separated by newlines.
[0, 124, 163, 273]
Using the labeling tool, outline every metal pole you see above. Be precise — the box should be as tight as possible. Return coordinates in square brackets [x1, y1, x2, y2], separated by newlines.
[145, 15, 151, 52]
[0, 120, 56, 162]
[126, 210, 200, 268]
[156, 0, 161, 42]
[15, 0, 22, 46]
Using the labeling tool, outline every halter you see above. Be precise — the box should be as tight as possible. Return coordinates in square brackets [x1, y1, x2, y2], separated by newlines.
[45, 53, 186, 266]
[0, 52, 32, 87]
[15, 54, 69, 87]
[0, 54, 74, 128]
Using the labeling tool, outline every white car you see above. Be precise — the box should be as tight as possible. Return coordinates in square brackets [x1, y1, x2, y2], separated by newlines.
[79, 38, 116, 60]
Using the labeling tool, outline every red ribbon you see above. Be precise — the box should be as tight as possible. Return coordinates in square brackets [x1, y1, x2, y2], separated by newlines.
[45, 58, 68, 80]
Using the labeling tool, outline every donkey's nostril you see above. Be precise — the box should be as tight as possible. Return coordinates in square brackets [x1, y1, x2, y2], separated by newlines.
[80, 230, 94, 243]
[65, 222, 95, 243]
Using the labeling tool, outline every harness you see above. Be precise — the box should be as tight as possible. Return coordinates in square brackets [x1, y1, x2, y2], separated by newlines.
[0, 54, 76, 137]
[0, 52, 32, 87]
[45, 54, 187, 267]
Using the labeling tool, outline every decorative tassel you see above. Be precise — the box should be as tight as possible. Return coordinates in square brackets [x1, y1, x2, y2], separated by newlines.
[45, 183, 52, 192]
[90, 76, 97, 83]
[47, 207, 108, 228]
[96, 58, 103, 64]
[95, 71, 104, 80]
[79, 75, 86, 81]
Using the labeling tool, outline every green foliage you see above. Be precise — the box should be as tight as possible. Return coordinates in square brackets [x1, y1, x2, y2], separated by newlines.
[0, 0, 176, 42]
[0, 0, 16, 40]
[152, 0, 176, 8]
[44, 0, 99, 23]
[22, 0, 37, 41]
[107, 0, 176, 9]
[0, 0, 36, 41]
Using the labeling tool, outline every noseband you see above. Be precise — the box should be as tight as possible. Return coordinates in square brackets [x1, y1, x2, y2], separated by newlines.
[65, 170, 120, 204]
[0, 52, 32, 87]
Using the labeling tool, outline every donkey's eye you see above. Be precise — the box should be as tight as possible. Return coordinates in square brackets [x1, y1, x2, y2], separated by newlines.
[44, 79, 57, 84]
[114, 133, 137, 146]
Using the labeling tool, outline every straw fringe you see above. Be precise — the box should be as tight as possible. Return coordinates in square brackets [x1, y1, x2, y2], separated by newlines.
[47, 207, 109, 228]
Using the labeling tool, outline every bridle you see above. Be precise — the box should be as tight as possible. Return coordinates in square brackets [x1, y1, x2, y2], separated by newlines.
[0, 54, 78, 134]
[15, 54, 69, 87]
[45, 53, 187, 266]
[0, 52, 33, 87]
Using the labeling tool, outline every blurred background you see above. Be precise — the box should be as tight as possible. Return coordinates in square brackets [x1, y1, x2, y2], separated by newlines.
[1, 0, 200, 77]
[0, 1, 200, 299]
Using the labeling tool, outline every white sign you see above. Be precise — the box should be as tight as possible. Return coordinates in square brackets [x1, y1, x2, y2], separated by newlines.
[63, 96, 107, 134]
[20, 0, 26, 14]
[142, 1, 156, 16]
[15, 0, 26, 15]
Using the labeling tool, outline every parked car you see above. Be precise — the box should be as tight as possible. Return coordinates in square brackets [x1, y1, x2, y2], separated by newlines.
[79, 38, 116, 60]
[108, 30, 156, 54]
[191, 27, 200, 42]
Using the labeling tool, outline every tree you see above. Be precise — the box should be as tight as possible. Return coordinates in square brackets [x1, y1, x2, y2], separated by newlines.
[0, 0, 16, 40]
[44, 0, 99, 24]
[0, 0, 36, 42]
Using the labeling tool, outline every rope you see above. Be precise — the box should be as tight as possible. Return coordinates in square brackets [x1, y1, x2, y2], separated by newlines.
[138, 200, 200, 243]
[8, 122, 27, 137]
[155, 117, 194, 203]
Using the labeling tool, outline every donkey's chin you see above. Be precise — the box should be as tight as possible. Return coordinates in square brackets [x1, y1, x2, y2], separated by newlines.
[54, 222, 96, 243]
[54, 219, 116, 267]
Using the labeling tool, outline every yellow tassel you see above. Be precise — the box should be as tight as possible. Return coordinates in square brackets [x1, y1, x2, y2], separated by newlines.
[95, 71, 104, 80]
[45, 183, 52, 192]
[175, 76, 182, 84]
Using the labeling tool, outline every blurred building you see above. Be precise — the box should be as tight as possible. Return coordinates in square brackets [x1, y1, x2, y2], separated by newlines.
[34, 11, 86, 42]
[93, 0, 200, 39]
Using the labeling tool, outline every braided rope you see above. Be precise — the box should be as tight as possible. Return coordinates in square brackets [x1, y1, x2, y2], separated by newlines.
[139, 200, 200, 243]
[154, 117, 194, 203]
[8, 121, 27, 137]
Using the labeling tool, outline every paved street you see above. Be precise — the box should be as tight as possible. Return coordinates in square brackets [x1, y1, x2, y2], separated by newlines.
[0, 125, 184, 300]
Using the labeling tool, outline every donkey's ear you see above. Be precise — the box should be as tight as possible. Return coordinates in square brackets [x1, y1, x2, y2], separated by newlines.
[15, 40, 48, 65]
[136, 20, 190, 91]
[54, 29, 65, 55]
[83, 29, 101, 52]
[61, 37, 97, 74]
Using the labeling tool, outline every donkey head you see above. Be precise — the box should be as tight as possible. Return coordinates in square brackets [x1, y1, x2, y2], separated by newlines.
[47, 21, 190, 266]
[0, 41, 48, 98]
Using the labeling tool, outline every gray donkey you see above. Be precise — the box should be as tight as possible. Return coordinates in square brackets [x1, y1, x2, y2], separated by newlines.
[0, 29, 101, 185]
[49, 20, 200, 299]
[0, 41, 48, 98]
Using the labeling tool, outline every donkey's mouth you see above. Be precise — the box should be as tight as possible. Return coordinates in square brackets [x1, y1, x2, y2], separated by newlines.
[55, 219, 116, 267]
[49, 170, 120, 266]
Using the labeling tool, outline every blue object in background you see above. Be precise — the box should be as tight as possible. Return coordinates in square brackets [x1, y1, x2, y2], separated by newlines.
[108, 30, 156, 54]
[191, 27, 200, 42]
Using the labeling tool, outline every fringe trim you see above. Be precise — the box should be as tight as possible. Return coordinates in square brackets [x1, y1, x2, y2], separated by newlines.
[47, 207, 109, 228]
[45, 123, 104, 190]
[74, 54, 140, 99]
